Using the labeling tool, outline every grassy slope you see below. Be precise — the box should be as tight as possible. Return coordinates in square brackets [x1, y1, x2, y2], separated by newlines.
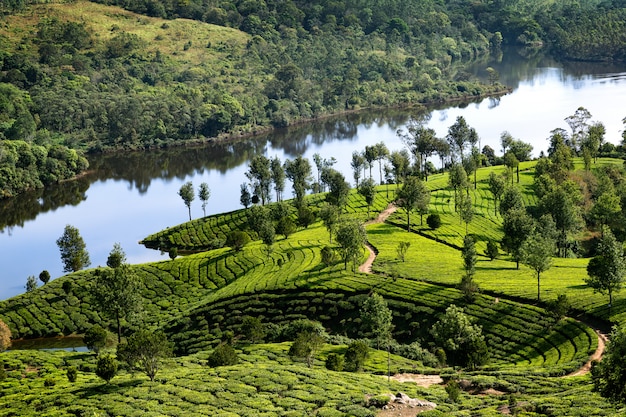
[2, 158, 625, 415]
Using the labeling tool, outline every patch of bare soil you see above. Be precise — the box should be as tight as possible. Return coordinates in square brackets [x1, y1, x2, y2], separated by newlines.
[390, 373, 443, 388]
[376, 392, 437, 417]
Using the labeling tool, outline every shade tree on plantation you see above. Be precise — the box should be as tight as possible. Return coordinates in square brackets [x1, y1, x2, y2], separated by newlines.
[117, 329, 173, 382]
[178, 181, 195, 221]
[520, 230, 555, 302]
[396, 176, 430, 231]
[586, 228, 626, 308]
[91, 244, 142, 343]
[56, 224, 90, 273]
[198, 182, 211, 217]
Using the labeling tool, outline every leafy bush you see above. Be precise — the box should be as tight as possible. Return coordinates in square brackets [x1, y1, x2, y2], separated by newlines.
[208, 343, 239, 367]
[66, 366, 77, 383]
[226, 231, 250, 252]
[426, 213, 441, 229]
[95, 354, 118, 383]
[282, 319, 327, 341]
[325, 353, 344, 371]
[344, 340, 369, 372]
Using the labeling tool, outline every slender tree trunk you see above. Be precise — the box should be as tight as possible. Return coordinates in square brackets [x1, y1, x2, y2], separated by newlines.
[188, 206, 192, 221]
[407, 212, 411, 233]
[537, 271, 541, 302]
[116, 311, 122, 344]
[516, 166, 520, 183]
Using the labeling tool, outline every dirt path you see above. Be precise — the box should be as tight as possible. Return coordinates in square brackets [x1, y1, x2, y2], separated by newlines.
[357, 203, 607, 378]
[359, 204, 398, 274]
[565, 328, 607, 377]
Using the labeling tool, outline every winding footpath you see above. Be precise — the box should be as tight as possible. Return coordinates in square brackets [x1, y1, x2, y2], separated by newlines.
[358, 204, 607, 377]
[358, 204, 398, 274]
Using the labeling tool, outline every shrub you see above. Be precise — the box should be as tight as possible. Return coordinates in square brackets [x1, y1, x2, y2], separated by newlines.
[426, 213, 441, 229]
[62, 280, 73, 295]
[446, 380, 461, 403]
[367, 394, 390, 408]
[321, 246, 337, 267]
[282, 319, 327, 341]
[96, 354, 118, 383]
[276, 216, 296, 239]
[168, 247, 178, 259]
[44, 377, 56, 387]
[325, 353, 344, 371]
[208, 343, 239, 367]
[226, 231, 250, 251]
[39, 270, 51, 284]
[344, 340, 369, 372]
[486, 240, 499, 260]
[241, 316, 266, 343]
[66, 366, 77, 383]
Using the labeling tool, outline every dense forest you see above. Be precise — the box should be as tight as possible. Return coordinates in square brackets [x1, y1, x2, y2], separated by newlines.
[0, 0, 625, 198]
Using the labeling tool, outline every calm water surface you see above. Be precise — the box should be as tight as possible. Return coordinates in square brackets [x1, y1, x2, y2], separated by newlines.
[1, 52, 626, 299]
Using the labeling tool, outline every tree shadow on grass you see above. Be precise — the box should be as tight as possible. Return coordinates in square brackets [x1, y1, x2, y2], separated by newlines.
[74, 379, 144, 399]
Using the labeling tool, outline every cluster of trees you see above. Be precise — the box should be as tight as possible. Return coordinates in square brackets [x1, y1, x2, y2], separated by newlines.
[0, 137, 89, 198]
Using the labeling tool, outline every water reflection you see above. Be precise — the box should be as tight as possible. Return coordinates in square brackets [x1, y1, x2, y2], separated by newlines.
[0, 178, 90, 233]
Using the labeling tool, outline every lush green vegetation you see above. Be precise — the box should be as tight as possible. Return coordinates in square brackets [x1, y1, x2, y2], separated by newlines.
[4, 0, 626, 197]
[3, 154, 626, 414]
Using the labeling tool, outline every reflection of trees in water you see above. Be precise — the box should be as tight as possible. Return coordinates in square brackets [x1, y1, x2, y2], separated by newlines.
[0, 177, 90, 232]
[0, 106, 492, 231]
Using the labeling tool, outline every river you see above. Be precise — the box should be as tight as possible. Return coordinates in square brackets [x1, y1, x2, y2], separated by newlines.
[1, 50, 626, 300]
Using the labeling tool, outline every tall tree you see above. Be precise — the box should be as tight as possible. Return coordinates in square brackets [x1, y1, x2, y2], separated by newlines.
[430, 305, 489, 369]
[564, 106, 591, 152]
[488, 172, 506, 215]
[56, 224, 91, 273]
[388, 149, 411, 188]
[323, 168, 350, 209]
[360, 292, 393, 380]
[178, 181, 195, 221]
[520, 230, 554, 302]
[351, 151, 366, 187]
[458, 192, 473, 234]
[92, 244, 142, 343]
[360, 292, 393, 350]
[288, 331, 325, 368]
[591, 325, 626, 404]
[319, 204, 340, 243]
[270, 157, 285, 202]
[198, 182, 211, 217]
[246, 155, 272, 205]
[539, 186, 583, 257]
[448, 164, 468, 212]
[284, 156, 312, 208]
[358, 177, 376, 218]
[502, 209, 535, 269]
[591, 191, 621, 234]
[500, 131, 514, 155]
[396, 176, 430, 231]
[446, 116, 478, 163]
[117, 330, 173, 382]
[364, 145, 378, 179]
[374, 142, 389, 185]
[499, 186, 524, 216]
[335, 220, 366, 271]
[460, 235, 479, 301]
[399, 119, 437, 180]
[585, 228, 625, 308]
[503, 151, 519, 184]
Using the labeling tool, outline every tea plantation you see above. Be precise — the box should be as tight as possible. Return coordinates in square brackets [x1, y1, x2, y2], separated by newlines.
[1, 159, 625, 415]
